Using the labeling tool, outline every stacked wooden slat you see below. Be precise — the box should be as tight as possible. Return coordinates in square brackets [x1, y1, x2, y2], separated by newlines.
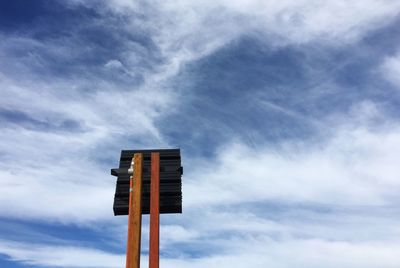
[111, 149, 182, 215]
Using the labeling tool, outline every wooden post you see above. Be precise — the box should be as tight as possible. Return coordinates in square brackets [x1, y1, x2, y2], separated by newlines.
[126, 153, 143, 268]
[149, 152, 160, 268]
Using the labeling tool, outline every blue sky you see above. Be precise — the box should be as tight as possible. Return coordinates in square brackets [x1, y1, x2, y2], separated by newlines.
[1, 1, 400, 267]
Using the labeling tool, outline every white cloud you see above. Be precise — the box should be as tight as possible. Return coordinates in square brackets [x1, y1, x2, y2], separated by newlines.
[104, 59, 124, 69]
[0, 239, 124, 268]
[65, 0, 400, 88]
[3, 236, 400, 268]
[382, 53, 400, 88]
[104, 0, 400, 60]
[0, 38, 172, 224]
[185, 112, 400, 208]
[160, 239, 400, 268]
[150, 102, 400, 267]
[160, 225, 199, 246]
[0, 78, 172, 223]
[1, 1, 400, 267]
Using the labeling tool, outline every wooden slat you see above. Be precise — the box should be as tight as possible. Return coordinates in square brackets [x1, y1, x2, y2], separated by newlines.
[112, 149, 182, 216]
[149, 152, 160, 268]
[126, 153, 143, 268]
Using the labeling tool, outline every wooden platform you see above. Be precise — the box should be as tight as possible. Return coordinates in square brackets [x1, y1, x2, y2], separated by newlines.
[111, 149, 183, 215]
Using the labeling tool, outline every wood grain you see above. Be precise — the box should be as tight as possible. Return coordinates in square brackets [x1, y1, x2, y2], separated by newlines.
[126, 153, 143, 268]
[149, 152, 160, 268]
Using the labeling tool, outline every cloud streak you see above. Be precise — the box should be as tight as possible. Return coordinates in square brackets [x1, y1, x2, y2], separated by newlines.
[1, 0, 400, 267]
[0, 239, 124, 267]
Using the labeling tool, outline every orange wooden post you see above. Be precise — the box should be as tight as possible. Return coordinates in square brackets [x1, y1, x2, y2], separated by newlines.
[149, 152, 160, 268]
[126, 153, 143, 268]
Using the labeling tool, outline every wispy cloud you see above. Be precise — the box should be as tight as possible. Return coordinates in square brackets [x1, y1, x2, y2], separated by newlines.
[160, 239, 400, 268]
[0, 239, 124, 267]
[381, 52, 400, 88]
[185, 107, 400, 207]
[1, 0, 400, 267]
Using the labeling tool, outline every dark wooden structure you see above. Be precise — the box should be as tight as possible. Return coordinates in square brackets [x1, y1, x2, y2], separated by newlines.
[111, 149, 183, 268]
[112, 149, 183, 215]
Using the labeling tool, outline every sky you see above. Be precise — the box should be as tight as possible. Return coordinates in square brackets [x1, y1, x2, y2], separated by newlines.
[1, 0, 400, 267]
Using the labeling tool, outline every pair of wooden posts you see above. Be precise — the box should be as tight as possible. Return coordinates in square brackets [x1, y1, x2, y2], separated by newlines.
[126, 153, 159, 268]
[112, 149, 182, 268]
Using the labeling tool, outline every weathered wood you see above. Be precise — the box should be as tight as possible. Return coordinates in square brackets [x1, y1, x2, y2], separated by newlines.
[126, 153, 143, 268]
[149, 152, 160, 268]
[112, 149, 182, 216]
